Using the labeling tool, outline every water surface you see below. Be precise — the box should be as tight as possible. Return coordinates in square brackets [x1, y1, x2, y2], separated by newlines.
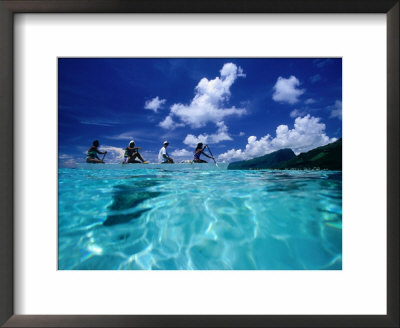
[58, 167, 342, 270]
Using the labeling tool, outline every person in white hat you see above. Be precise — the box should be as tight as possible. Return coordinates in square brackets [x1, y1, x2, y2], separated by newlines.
[158, 141, 174, 163]
[124, 140, 148, 164]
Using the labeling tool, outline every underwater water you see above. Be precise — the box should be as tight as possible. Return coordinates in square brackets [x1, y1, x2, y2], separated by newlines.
[58, 167, 342, 270]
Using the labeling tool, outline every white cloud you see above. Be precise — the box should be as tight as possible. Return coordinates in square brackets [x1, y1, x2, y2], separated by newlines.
[239, 132, 245, 136]
[160, 62, 246, 129]
[290, 109, 307, 118]
[100, 145, 125, 163]
[183, 134, 208, 147]
[237, 66, 246, 78]
[159, 115, 185, 129]
[58, 154, 78, 168]
[100, 146, 153, 163]
[304, 98, 316, 105]
[144, 96, 166, 113]
[218, 148, 248, 162]
[105, 131, 136, 140]
[105, 130, 152, 143]
[138, 150, 157, 163]
[272, 76, 305, 105]
[270, 115, 336, 153]
[171, 148, 193, 159]
[329, 100, 342, 120]
[183, 121, 232, 147]
[218, 115, 337, 162]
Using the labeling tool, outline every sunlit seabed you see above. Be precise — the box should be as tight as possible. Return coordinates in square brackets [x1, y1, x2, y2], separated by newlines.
[58, 168, 342, 270]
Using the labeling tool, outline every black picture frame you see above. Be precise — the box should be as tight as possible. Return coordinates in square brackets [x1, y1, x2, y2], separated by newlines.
[0, 0, 398, 327]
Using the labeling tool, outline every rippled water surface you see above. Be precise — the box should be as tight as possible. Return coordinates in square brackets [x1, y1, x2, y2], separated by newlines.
[58, 167, 342, 270]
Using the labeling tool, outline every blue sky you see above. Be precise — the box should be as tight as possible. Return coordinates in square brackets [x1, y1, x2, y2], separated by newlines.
[58, 58, 342, 165]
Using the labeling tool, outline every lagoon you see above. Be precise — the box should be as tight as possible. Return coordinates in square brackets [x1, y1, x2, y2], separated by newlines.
[58, 167, 342, 270]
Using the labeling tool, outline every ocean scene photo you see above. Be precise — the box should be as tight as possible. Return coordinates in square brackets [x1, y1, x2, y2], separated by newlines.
[58, 58, 342, 270]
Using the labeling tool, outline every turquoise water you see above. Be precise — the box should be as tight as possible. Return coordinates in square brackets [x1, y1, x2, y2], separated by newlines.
[58, 167, 342, 270]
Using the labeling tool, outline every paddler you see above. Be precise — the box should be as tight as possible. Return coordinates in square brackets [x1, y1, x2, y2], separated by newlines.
[158, 141, 174, 163]
[124, 140, 148, 164]
[193, 143, 214, 163]
[86, 140, 107, 163]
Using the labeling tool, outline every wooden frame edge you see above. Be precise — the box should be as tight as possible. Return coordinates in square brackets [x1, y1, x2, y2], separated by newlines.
[0, 0, 398, 327]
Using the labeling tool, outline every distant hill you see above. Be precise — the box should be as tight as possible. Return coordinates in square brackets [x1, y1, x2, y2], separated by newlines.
[227, 148, 296, 170]
[227, 138, 342, 170]
[276, 138, 342, 170]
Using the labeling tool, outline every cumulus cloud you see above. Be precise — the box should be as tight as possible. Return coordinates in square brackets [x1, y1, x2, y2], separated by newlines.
[218, 115, 337, 162]
[159, 62, 246, 129]
[159, 115, 185, 129]
[272, 76, 305, 105]
[171, 148, 193, 160]
[144, 96, 166, 113]
[99, 145, 125, 163]
[171, 148, 192, 157]
[329, 100, 342, 120]
[270, 115, 336, 152]
[183, 121, 232, 147]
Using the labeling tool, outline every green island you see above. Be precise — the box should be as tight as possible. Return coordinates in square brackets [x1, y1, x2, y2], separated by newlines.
[228, 138, 342, 171]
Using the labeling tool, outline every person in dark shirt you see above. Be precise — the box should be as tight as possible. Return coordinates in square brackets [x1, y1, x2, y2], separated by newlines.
[124, 140, 148, 164]
[86, 140, 107, 163]
[193, 143, 213, 163]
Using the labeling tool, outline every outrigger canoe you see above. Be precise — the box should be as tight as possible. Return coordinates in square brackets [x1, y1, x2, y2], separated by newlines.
[76, 162, 228, 170]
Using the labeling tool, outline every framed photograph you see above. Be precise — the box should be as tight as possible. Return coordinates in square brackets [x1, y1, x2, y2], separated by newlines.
[0, 0, 398, 327]
[57, 57, 343, 271]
